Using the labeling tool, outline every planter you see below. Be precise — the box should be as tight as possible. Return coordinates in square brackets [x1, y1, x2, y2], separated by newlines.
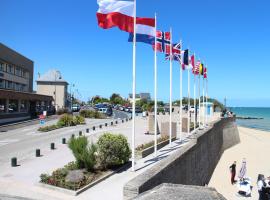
[137, 137, 177, 158]
[39, 162, 131, 196]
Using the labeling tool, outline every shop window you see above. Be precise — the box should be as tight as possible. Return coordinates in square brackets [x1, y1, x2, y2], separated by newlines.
[20, 100, 28, 112]
[9, 99, 18, 112]
[0, 99, 5, 113]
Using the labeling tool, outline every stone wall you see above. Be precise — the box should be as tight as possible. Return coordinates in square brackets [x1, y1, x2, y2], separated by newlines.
[123, 117, 239, 199]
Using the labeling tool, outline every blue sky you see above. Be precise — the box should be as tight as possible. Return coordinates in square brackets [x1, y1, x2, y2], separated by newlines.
[1, 0, 270, 107]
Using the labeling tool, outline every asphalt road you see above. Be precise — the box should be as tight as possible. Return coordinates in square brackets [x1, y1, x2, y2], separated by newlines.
[0, 110, 129, 165]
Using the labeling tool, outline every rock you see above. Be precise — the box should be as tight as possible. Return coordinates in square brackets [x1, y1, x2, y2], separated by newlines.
[65, 170, 84, 183]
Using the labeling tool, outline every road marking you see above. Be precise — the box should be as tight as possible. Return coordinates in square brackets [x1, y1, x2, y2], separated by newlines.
[0, 139, 19, 147]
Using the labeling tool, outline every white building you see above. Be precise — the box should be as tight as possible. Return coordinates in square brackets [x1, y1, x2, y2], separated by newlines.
[36, 70, 69, 110]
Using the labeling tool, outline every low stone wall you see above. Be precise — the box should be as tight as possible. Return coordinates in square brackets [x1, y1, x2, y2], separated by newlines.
[123, 117, 238, 199]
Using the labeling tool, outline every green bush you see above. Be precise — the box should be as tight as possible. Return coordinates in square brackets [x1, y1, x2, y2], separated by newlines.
[97, 133, 131, 169]
[56, 108, 70, 115]
[79, 110, 104, 119]
[38, 124, 60, 132]
[57, 114, 74, 127]
[73, 115, 85, 125]
[68, 136, 97, 171]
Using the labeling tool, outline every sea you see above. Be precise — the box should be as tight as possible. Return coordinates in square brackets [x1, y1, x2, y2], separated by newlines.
[229, 107, 270, 132]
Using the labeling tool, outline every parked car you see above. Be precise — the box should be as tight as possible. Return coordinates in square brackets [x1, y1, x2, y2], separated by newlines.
[72, 104, 80, 112]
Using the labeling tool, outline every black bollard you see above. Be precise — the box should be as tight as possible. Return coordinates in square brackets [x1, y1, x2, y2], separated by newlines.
[93, 126, 95, 131]
[115, 121, 118, 124]
[99, 124, 102, 129]
[86, 128, 89, 133]
[126, 118, 128, 122]
[79, 131, 82, 136]
[62, 138, 66, 144]
[11, 157, 17, 167]
[50, 143, 55, 150]
[71, 134, 75, 138]
[36, 149, 41, 157]
[105, 123, 107, 127]
[111, 121, 113, 126]
[122, 119, 124, 123]
[157, 112, 159, 115]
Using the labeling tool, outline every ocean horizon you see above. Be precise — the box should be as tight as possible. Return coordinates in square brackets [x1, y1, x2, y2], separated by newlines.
[229, 107, 270, 132]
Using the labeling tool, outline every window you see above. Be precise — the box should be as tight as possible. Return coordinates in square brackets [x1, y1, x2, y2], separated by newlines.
[0, 79, 4, 88]
[0, 62, 5, 72]
[7, 64, 14, 74]
[9, 99, 18, 112]
[6, 81, 13, 89]
[20, 100, 28, 112]
[15, 67, 21, 76]
[0, 99, 5, 113]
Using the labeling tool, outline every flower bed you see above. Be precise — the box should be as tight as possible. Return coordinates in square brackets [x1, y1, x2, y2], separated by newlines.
[40, 133, 131, 192]
[38, 114, 85, 132]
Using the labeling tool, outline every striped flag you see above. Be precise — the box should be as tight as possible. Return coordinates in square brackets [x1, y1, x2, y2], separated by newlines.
[203, 67, 207, 79]
[193, 60, 200, 75]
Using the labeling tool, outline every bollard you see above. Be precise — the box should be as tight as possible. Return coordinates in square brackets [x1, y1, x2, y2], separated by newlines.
[71, 134, 75, 139]
[11, 157, 17, 167]
[99, 124, 102, 129]
[93, 126, 95, 131]
[157, 112, 159, 115]
[79, 131, 82, 136]
[86, 128, 89, 133]
[126, 118, 128, 122]
[111, 121, 113, 126]
[62, 138, 66, 144]
[115, 121, 118, 124]
[105, 123, 107, 127]
[36, 149, 41, 157]
[122, 119, 124, 123]
[50, 143, 55, 150]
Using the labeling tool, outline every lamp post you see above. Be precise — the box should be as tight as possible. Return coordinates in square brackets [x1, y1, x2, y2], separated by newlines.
[70, 83, 75, 111]
[54, 70, 61, 110]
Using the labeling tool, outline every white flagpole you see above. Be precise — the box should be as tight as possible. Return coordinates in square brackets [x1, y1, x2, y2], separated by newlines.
[193, 54, 196, 131]
[206, 66, 208, 126]
[198, 61, 201, 129]
[169, 28, 173, 145]
[154, 13, 158, 156]
[187, 64, 190, 135]
[202, 65, 205, 127]
[179, 41, 183, 141]
[131, 0, 137, 172]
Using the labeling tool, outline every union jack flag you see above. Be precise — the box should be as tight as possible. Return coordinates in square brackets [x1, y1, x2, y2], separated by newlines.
[165, 42, 182, 61]
[193, 60, 200, 75]
[154, 31, 171, 53]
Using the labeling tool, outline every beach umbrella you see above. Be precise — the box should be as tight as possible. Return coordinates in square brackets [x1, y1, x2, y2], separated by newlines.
[238, 159, 247, 179]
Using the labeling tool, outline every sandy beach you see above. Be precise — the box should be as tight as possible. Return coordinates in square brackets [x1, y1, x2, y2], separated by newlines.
[209, 126, 270, 200]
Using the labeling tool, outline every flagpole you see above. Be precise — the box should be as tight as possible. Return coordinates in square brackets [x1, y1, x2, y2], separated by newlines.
[179, 41, 182, 141]
[206, 66, 208, 126]
[169, 27, 173, 145]
[198, 61, 201, 129]
[154, 13, 158, 157]
[202, 66, 205, 127]
[131, 0, 137, 172]
[187, 64, 190, 135]
[193, 54, 196, 131]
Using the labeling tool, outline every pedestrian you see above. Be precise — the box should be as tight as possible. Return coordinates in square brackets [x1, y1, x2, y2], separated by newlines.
[239, 158, 247, 181]
[257, 174, 266, 200]
[229, 161, 237, 184]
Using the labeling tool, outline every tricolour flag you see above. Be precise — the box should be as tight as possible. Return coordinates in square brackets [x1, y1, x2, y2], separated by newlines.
[128, 23, 156, 45]
[181, 49, 189, 70]
[97, 0, 155, 33]
[199, 63, 204, 75]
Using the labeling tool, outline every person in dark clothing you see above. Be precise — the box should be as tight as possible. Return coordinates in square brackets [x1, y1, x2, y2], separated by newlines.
[229, 161, 237, 184]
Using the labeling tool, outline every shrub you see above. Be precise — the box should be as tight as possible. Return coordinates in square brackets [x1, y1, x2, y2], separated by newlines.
[97, 133, 131, 169]
[56, 108, 70, 115]
[135, 135, 170, 151]
[73, 115, 85, 125]
[79, 110, 104, 119]
[68, 136, 97, 171]
[40, 173, 50, 183]
[38, 124, 60, 132]
[57, 114, 74, 127]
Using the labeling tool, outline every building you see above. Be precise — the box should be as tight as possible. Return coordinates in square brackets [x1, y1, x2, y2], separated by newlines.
[0, 43, 53, 124]
[128, 93, 151, 103]
[36, 70, 69, 110]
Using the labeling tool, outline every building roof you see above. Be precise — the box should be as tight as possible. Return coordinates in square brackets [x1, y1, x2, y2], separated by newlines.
[37, 69, 68, 84]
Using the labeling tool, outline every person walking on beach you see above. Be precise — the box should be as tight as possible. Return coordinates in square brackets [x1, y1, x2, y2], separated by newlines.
[239, 158, 247, 181]
[229, 161, 237, 184]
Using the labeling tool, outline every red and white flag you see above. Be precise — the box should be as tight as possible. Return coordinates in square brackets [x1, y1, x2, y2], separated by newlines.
[193, 60, 200, 75]
[97, 0, 155, 33]
[203, 67, 207, 79]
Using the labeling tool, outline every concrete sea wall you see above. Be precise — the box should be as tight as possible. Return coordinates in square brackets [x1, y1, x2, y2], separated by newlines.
[123, 117, 239, 199]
